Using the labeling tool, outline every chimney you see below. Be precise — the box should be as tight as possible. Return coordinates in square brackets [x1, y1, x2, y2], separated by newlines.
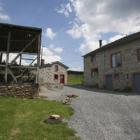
[41, 59, 45, 66]
[99, 40, 102, 48]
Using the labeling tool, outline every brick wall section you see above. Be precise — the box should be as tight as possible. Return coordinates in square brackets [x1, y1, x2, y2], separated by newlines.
[84, 39, 140, 90]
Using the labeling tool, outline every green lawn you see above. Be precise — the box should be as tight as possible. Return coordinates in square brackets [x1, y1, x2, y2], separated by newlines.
[0, 97, 80, 140]
[68, 74, 84, 85]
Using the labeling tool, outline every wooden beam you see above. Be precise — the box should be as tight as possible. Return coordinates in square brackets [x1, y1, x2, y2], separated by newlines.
[35, 34, 41, 84]
[19, 54, 22, 65]
[0, 53, 3, 63]
[5, 32, 11, 83]
[11, 35, 38, 64]
[8, 68, 17, 83]
[30, 57, 37, 65]
[12, 56, 37, 79]
[0, 64, 5, 67]
[10, 65, 37, 69]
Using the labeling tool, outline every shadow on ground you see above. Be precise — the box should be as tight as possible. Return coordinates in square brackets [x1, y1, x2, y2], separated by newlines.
[66, 84, 140, 96]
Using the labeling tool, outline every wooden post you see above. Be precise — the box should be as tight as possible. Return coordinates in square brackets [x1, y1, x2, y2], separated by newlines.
[19, 54, 22, 65]
[0, 53, 3, 63]
[36, 34, 41, 84]
[41, 47, 43, 61]
[5, 32, 11, 83]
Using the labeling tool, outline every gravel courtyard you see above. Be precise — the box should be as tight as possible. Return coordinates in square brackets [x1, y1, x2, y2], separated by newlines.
[40, 86, 140, 140]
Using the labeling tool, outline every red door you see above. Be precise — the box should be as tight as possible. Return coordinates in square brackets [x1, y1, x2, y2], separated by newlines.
[60, 74, 65, 84]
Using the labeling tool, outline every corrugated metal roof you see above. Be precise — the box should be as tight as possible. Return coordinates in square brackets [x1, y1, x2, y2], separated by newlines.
[0, 23, 42, 53]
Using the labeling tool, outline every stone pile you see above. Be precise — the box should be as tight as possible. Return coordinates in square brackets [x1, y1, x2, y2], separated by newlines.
[63, 97, 71, 105]
[0, 84, 39, 98]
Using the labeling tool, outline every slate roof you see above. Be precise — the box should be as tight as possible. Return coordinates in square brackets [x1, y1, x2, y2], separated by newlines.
[40, 61, 69, 69]
[83, 31, 140, 57]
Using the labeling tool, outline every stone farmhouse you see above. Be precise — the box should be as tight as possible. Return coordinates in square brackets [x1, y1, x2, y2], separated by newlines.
[39, 61, 68, 86]
[83, 32, 140, 92]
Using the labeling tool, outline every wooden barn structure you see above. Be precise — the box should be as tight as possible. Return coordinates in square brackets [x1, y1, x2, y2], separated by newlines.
[0, 23, 41, 84]
[0, 23, 42, 97]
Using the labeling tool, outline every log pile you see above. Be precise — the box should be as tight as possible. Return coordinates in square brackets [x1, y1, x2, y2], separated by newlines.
[0, 84, 39, 98]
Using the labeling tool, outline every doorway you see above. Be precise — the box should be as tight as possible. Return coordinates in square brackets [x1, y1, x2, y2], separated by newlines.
[60, 74, 65, 84]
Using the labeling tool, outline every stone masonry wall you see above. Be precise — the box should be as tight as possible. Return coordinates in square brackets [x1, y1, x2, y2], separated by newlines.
[0, 84, 39, 98]
[39, 64, 68, 85]
[84, 39, 140, 90]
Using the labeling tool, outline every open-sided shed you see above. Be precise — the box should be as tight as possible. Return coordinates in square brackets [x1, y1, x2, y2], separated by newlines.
[0, 23, 42, 84]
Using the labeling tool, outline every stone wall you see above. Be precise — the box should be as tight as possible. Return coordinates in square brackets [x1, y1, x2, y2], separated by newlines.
[0, 84, 39, 98]
[84, 39, 140, 90]
[39, 64, 68, 85]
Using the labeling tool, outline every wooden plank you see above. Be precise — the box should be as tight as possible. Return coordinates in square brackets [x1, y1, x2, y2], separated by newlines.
[36, 34, 41, 84]
[9, 65, 37, 69]
[0, 64, 5, 67]
[11, 56, 37, 79]
[8, 68, 17, 83]
[5, 32, 11, 83]
[20, 54, 22, 65]
[0, 53, 2, 63]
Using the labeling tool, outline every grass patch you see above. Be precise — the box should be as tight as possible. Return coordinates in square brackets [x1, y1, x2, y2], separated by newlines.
[0, 97, 80, 140]
[68, 74, 84, 85]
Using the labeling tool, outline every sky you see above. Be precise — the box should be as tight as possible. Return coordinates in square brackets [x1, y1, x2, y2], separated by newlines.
[0, 0, 140, 71]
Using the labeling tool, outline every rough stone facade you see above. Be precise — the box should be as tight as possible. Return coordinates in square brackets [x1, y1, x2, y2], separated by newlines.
[39, 62, 68, 87]
[84, 37, 140, 91]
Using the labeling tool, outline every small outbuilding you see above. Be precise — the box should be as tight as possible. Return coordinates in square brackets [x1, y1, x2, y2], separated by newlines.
[39, 61, 68, 87]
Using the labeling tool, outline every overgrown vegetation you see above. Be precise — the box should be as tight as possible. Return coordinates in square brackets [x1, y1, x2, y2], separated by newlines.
[68, 74, 84, 85]
[0, 97, 80, 140]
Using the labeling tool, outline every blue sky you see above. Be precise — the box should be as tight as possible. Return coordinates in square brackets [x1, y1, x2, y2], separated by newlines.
[0, 0, 140, 70]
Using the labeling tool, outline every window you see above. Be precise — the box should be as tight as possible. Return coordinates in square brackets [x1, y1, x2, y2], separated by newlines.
[91, 55, 96, 64]
[55, 65, 58, 72]
[137, 49, 140, 62]
[91, 68, 98, 77]
[91, 69, 94, 77]
[54, 74, 58, 80]
[114, 73, 120, 80]
[111, 52, 122, 68]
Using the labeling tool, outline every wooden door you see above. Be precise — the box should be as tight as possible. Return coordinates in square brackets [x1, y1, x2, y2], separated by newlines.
[60, 74, 65, 84]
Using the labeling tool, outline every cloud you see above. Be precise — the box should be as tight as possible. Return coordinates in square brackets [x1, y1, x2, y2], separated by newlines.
[44, 28, 56, 40]
[66, 22, 82, 39]
[0, 13, 10, 21]
[0, 4, 10, 21]
[53, 47, 63, 54]
[56, 2, 73, 17]
[2, 53, 28, 65]
[61, 0, 140, 55]
[109, 34, 126, 43]
[42, 44, 63, 63]
[48, 44, 63, 54]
